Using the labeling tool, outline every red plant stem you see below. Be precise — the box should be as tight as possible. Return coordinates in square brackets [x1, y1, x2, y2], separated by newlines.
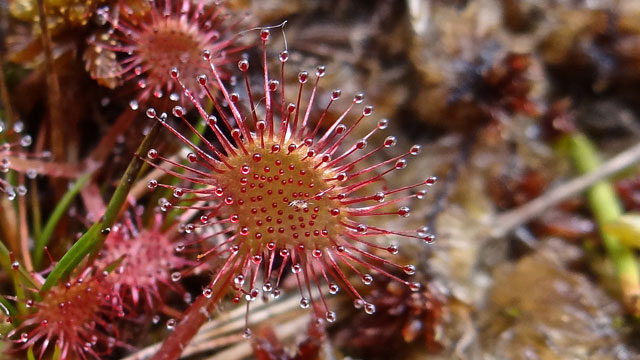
[6, 156, 81, 178]
[0, 49, 15, 126]
[152, 256, 240, 360]
[86, 110, 137, 168]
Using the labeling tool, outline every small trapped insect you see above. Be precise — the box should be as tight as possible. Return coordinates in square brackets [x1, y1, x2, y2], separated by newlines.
[288, 199, 312, 210]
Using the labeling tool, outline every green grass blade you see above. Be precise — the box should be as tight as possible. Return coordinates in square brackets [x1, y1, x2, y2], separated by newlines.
[41, 122, 160, 291]
[33, 172, 92, 268]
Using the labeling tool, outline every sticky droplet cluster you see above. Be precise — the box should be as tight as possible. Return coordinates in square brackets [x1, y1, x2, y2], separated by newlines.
[0, 120, 40, 200]
[94, 0, 246, 103]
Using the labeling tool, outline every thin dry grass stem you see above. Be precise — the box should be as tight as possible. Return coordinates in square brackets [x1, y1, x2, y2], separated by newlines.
[124, 293, 341, 360]
[86, 110, 138, 169]
[183, 333, 245, 358]
[80, 181, 107, 219]
[197, 294, 332, 340]
[427, 132, 475, 235]
[18, 175, 33, 272]
[29, 176, 42, 240]
[204, 315, 311, 360]
[0, 197, 19, 253]
[0, 49, 15, 127]
[29, 125, 48, 243]
[36, 0, 66, 165]
[491, 140, 640, 238]
[161, 304, 184, 321]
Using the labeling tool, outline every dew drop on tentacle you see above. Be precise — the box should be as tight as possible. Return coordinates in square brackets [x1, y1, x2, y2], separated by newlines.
[325, 311, 337, 323]
[354, 299, 364, 309]
[147, 179, 158, 189]
[299, 297, 310, 309]
[364, 303, 376, 315]
[279, 51, 289, 63]
[423, 234, 436, 244]
[398, 206, 411, 217]
[417, 226, 430, 237]
[238, 59, 249, 72]
[260, 29, 270, 41]
[362, 274, 373, 285]
[20, 136, 32, 147]
[202, 288, 213, 299]
[329, 283, 340, 294]
[387, 244, 399, 254]
[403, 265, 416, 275]
[298, 71, 309, 84]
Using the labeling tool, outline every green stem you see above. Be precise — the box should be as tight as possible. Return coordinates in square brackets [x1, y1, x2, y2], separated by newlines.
[33, 172, 92, 268]
[41, 122, 160, 291]
[0, 297, 16, 317]
[0, 241, 38, 289]
[567, 133, 640, 313]
[10, 261, 27, 315]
